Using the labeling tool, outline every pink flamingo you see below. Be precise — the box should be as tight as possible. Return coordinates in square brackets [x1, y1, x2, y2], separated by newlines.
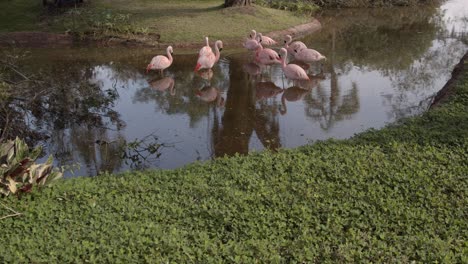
[278, 48, 309, 82]
[194, 40, 223, 72]
[243, 30, 261, 51]
[293, 48, 327, 63]
[198, 37, 212, 57]
[257, 32, 277, 46]
[284, 35, 307, 55]
[255, 44, 281, 66]
[146, 46, 174, 75]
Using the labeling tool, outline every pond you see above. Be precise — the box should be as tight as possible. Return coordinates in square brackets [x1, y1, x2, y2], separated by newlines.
[3, 0, 467, 176]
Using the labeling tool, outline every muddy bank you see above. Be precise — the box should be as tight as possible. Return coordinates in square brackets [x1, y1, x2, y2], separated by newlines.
[0, 19, 321, 49]
[430, 51, 468, 108]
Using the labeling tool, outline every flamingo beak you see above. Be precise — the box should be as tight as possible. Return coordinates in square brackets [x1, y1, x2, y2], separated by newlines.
[284, 40, 287, 44]
[146, 65, 151, 74]
[219, 48, 223, 52]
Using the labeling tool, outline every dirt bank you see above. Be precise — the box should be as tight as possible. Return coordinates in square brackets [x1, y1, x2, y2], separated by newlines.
[430, 51, 468, 108]
[0, 19, 321, 49]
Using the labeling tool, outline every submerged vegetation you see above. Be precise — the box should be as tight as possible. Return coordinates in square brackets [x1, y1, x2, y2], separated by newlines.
[0, 53, 466, 261]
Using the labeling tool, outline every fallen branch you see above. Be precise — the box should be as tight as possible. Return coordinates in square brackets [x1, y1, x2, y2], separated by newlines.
[0, 201, 22, 220]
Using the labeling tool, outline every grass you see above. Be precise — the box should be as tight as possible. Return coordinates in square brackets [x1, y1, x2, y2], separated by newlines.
[0, 0, 44, 32]
[0, 51, 467, 262]
[0, 0, 311, 43]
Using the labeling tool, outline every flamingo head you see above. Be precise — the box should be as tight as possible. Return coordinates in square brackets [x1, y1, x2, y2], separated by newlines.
[146, 64, 153, 74]
[194, 63, 202, 72]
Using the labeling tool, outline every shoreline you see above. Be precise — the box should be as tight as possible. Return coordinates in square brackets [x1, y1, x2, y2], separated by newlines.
[0, 19, 321, 49]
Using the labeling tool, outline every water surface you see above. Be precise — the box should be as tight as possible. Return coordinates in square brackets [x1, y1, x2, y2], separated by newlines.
[7, 0, 467, 176]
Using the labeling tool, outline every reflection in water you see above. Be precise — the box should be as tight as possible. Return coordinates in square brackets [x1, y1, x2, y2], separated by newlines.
[149, 77, 176, 95]
[280, 86, 311, 116]
[255, 81, 283, 101]
[196, 86, 225, 107]
[4, 0, 467, 176]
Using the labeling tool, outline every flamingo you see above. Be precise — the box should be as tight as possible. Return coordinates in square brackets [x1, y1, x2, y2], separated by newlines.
[243, 30, 261, 51]
[284, 35, 307, 55]
[146, 46, 174, 75]
[255, 43, 281, 66]
[194, 40, 223, 72]
[278, 48, 309, 82]
[199, 36, 212, 57]
[257, 32, 277, 46]
[293, 48, 327, 63]
[149, 77, 175, 96]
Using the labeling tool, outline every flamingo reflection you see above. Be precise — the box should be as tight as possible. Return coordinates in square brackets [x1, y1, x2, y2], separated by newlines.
[279, 86, 311, 115]
[255, 81, 283, 101]
[149, 77, 175, 96]
[196, 85, 225, 107]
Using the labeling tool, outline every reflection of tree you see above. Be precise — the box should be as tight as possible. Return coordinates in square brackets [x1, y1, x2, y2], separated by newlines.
[211, 56, 283, 157]
[303, 65, 360, 131]
[212, 58, 255, 157]
[0, 51, 128, 175]
[310, 5, 443, 72]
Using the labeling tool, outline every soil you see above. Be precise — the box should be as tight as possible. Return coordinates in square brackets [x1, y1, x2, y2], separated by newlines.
[430, 51, 468, 108]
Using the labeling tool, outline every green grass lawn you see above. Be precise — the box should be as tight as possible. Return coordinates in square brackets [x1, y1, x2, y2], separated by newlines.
[0, 52, 467, 262]
[0, 0, 44, 32]
[0, 0, 311, 43]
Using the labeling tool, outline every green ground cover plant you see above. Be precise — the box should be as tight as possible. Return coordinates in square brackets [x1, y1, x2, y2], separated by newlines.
[0, 55, 466, 262]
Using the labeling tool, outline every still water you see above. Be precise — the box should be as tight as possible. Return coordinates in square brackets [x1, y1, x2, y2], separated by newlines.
[10, 0, 468, 176]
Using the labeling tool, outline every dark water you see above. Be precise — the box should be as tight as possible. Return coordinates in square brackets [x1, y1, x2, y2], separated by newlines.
[6, 0, 467, 176]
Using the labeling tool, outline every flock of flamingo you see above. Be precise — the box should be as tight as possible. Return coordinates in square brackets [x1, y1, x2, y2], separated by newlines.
[146, 29, 326, 86]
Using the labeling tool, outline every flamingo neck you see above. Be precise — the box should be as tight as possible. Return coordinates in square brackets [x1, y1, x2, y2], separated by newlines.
[167, 49, 173, 63]
[214, 42, 221, 62]
[285, 37, 292, 48]
[279, 93, 287, 115]
[205, 37, 209, 47]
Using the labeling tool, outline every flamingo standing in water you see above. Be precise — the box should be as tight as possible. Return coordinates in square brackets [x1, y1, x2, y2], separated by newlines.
[199, 37, 212, 57]
[243, 30, 261, 51]
[194, 40, 223, 72]
[293, 48, 327, 63]
[146, 46, 174, 75]
[257, 32, 277, 46]
[278, 48, 309, 82]
[255, 43, 281, 66]
[284, 35, 307, 55]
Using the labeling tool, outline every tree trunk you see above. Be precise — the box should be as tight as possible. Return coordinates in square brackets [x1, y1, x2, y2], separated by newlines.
[224, 0, 252, 7]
